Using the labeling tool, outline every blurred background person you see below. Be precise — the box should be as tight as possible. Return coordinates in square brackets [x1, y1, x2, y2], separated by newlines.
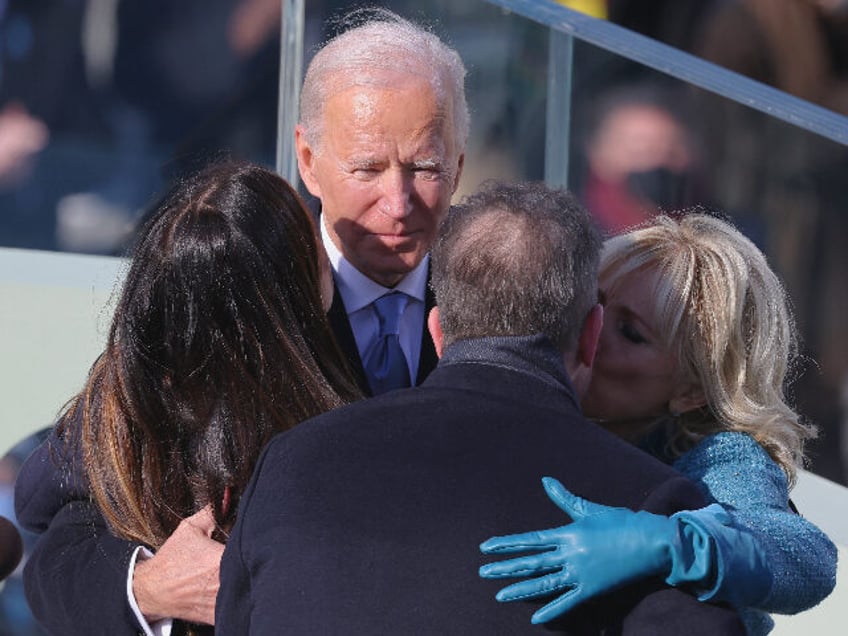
[575, 85, 707, 235]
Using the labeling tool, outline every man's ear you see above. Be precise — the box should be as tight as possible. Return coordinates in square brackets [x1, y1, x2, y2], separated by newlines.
[295, 125, 322, 198]
[451, 154, 465, 194]
[221, 485, 232, 518]
[427, 307, 444, 359]
[577, 303, 604, 368]
[669, 384, 707, 416]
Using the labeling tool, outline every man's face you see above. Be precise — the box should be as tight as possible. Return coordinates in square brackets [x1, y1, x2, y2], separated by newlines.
[296, 79, 464, 287]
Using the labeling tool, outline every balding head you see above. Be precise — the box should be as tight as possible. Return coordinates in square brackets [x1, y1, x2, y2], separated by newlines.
[431, 181, 601, 352]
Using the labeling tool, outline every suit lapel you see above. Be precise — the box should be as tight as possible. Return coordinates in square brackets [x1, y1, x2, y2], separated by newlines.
[416, 268, 438, 384]
[327, 283, 371, 395]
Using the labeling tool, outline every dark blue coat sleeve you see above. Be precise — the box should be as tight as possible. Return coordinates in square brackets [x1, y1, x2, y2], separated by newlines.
[15, 428, 145, 634]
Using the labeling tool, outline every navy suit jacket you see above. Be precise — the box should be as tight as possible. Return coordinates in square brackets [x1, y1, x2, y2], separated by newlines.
[15, 412, 163, 635]
[216, 336, 745, 635]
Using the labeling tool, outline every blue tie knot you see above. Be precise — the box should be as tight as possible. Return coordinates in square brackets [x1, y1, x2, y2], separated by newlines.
[373, 292, 408, 337]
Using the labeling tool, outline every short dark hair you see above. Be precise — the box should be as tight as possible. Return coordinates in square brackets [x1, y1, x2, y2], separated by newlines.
[431, 181, 601, 351]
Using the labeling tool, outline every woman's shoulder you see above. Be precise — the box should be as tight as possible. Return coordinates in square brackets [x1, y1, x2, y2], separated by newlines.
[674, 431, 787, 506]
[686, 430, 770, 462]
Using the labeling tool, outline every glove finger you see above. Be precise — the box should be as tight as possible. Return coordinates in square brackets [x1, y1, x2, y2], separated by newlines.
[531, 585, 584, 624]
[542, 477, 610, 519]
[480, 551, 564, 579]
[494, 571, 573, 603]
[480, 529, 561, 554]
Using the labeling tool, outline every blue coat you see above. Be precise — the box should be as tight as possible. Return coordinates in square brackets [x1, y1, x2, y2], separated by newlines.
[674, 432, 838, 634]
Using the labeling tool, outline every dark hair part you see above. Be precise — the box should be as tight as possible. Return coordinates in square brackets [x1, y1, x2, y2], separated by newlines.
[431, 181, 601, 351]
[64, 161, 360, 548]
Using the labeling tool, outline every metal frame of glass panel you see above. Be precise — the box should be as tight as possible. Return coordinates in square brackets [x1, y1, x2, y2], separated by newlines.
[276, 0, 848, 185]
[485, 0, 848, 144]
[276, 0, 305, 183]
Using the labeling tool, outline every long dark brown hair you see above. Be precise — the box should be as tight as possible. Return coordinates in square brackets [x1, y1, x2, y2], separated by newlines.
[60, 161, 359, 548]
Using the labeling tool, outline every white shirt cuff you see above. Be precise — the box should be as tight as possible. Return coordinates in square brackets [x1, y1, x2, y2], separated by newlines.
[127, 545, 173, 636]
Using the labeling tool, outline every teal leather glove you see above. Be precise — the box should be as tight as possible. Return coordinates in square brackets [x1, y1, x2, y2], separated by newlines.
[479, 477, 772, 624]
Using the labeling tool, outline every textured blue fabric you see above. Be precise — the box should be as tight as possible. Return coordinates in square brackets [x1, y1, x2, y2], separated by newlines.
[363, 292, 411, 394]
[673, 432, 838, 635]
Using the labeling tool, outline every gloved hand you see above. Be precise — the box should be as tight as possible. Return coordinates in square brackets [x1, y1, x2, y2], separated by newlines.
[479, 477, 772, 624]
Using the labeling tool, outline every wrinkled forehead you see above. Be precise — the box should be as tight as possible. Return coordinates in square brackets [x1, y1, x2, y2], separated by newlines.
[320, 75, 457, 153]
[325, 67, 449, 110]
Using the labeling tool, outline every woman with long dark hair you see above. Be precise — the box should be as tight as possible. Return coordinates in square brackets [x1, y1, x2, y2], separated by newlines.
[74, 160, 359, 546]
[17, 161, 360, 634]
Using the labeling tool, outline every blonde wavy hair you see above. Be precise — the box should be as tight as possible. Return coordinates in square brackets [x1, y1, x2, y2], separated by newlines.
[600, 213, 816, 484]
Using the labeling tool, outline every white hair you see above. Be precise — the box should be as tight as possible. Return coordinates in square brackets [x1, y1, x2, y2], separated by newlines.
[299, 8, 469, 156]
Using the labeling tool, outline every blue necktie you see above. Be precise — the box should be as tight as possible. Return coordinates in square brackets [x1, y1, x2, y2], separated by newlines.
[364, 292, 411, 395]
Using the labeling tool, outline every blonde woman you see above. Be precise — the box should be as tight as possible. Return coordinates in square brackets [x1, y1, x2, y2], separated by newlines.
[481, 212, 837, 635]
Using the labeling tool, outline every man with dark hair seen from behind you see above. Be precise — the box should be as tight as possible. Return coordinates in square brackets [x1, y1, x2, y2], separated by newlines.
[216, 181, 745, 634]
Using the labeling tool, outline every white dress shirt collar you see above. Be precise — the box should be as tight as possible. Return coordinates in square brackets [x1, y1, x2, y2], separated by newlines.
[321, 216, 429, 312]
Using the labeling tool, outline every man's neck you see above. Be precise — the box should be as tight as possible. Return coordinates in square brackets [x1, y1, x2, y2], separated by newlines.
[439, 335, 577, 400]
[320, 219, 429, 311]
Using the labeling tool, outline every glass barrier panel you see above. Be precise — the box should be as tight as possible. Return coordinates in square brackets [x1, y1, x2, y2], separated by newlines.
[562, 36, 848, 486]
